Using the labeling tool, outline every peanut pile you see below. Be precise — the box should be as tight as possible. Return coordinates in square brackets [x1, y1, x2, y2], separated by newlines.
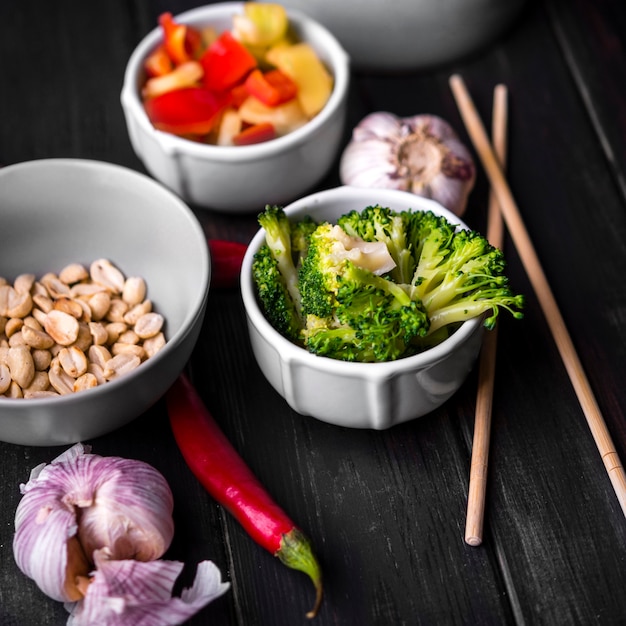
[0, 259, 166, 399]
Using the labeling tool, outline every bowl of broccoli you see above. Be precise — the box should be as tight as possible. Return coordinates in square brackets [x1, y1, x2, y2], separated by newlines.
[240, 185, 523, 429]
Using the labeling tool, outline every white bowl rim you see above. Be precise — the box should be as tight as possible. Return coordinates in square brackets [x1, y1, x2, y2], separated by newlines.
[241, 185, 483, 379]
[120, 1, 350, 163]
[0, 158, 210, 408]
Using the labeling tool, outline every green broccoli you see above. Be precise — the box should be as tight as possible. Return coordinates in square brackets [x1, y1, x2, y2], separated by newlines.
[298, 222, 429, 362]
[252, 205, 314, 342]
[338, 205, 414, 284]
[408, 220, 524, 334]
[257, 205, 302, 311]
[251, 243, 302, 342]
[251, 203, 524, 363]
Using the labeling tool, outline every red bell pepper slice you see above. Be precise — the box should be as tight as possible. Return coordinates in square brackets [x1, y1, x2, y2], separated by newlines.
[244, 69, 298, 107]
[200, 31, 257, 92]
[159, 12, 204, 65]
[233, 122, 276, 146]
[144, 87, 231, 136]
[229, 83, 250, 109]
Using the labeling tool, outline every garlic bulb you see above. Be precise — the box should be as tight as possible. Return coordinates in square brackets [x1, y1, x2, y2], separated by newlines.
[13, 443, 229, 624]
[339, 112, 476, 216]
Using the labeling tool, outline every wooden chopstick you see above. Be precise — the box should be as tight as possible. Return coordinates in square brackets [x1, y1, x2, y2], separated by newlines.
[465, 84, 508, 547]
[449, 74, 626, 520]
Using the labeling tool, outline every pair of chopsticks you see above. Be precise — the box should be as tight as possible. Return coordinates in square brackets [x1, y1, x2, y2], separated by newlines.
[449, 74, 626, 546]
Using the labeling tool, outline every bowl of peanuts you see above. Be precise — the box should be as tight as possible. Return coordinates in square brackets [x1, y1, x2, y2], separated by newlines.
[0, 158, 210, 446]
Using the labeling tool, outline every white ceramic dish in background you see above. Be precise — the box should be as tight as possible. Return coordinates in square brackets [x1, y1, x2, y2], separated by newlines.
[0, 159, 209, 446]
[121, 2, 350, 213]
[241, 186, 484, 429]
[263, 0, 527, 71]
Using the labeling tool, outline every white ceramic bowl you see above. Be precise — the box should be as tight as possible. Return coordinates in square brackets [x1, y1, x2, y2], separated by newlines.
[0, 159, 209, 446]
[264, 0, 527, 71]
[241, 186, 484, 429]
[120, 2, 350, 213]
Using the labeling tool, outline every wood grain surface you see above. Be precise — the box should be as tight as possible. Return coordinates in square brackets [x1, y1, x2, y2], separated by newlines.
[0, 1, 625, 624]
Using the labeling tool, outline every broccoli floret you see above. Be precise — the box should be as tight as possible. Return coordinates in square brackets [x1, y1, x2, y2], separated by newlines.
[257, 205, 302, 312]
[290, 215, 317, 268]
[251, 244, 302, 342]
[338, 205, 415, 284]
[299, 223, 429, 362]
[409, 223, 524, 335]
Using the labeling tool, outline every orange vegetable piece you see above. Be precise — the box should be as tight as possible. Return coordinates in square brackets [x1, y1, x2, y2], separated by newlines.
[144, 44, 173, 78]
[233, 122, 276, 146]
[245, 69, 298, 107]
[159, 12, 204, 65]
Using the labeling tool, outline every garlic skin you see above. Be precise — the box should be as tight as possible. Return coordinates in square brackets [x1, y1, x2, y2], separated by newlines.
[340, 112, 476, 216]
[66, 551, 230, 626]
[13, 443, 174, 602]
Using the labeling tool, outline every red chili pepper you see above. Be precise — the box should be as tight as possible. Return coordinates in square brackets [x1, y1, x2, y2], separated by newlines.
[144, 87, 231, 136]
[244, 69, 298, 107]
[233, 122, 276, 146]
[167, 374, 323, 619]
[159, 12, 204, 65]
[207, 239, 247, 289]
[200, 31, 258, 92]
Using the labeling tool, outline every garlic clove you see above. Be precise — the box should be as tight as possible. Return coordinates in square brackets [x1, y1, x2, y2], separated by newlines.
[76, 455, 174, 563]
[13, 443, 175, 602]
[66, 551, 230, 626]
[13, 502, 90, 602]
[340, 112, 476, 216]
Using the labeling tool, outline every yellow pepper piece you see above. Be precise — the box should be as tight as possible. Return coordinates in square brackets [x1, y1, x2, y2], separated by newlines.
[232, 4, 288, 48]
[266, 43, 333, 118]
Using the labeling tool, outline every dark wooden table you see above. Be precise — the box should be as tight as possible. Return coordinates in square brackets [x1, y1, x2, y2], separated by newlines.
[1, 1, 626, 624]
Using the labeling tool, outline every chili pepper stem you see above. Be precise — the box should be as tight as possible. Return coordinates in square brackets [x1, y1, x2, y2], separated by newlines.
[276, 528, 323, 618]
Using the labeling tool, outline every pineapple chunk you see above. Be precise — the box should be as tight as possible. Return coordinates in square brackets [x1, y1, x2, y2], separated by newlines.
[266, 43, 333, 118]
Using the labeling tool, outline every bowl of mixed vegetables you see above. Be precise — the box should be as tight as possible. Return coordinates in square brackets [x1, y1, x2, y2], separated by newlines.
[241, 185, 524, 429]
[121, 2, 350, 213]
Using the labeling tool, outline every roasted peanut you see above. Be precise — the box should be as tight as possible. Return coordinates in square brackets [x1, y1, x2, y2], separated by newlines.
[74, 372, 98, 392]
[49, 359, 75, 395]
[134, 313, 164, 339]
[7, 345, 35, 389]
[1, 259, 167, 400]
[123, 300, 152, 325]
[90, 259, 125, 293]
[44, 310, 80, 346]
[103, 353, 141, 380]
[5, 318, 24, 338]
[87, 291, 111, 321]
[0, 363, 11, 394]
[88, 344, 112, 369]
[59, 263, 89, 285]
[32, 349, 52, 371]
[143, 332, 166, 358]
[22, 325, 55, 350]
[122, 277, 147, 306]
[88, 321, 108, 346]
[58, 347, 89, 378]
[14, 274, 35, 294]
